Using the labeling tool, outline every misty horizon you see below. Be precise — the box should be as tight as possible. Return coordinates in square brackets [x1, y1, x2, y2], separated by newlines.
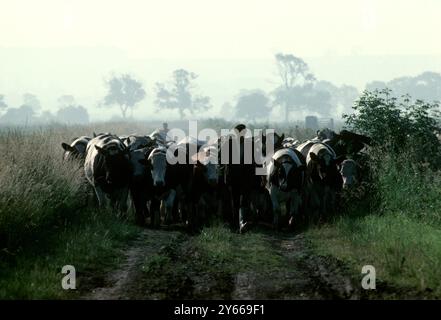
[1, 46, 440, 122]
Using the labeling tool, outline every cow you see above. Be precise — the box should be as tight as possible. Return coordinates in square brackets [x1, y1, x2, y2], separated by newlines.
[340, 159, 359, 189]
[316, 128, 337, 141]
[266, 147, 306, 230]
[296, 140, 343, 219]
[127, 146, 154, 226]
[165, 137, 209, 230]
[84, 134, 131, 214]
[190, 145, 219, 228]
[146, 145, 171, 227]
[316, 129, 371, 158]
[218, 124, 266, 233]
[282, 137, 300, 149]
[123, 134, 155, 152]
[61, 136, 91, 162]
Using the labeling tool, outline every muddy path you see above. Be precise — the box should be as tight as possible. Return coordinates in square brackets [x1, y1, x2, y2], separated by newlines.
[82, 225, 366, 300]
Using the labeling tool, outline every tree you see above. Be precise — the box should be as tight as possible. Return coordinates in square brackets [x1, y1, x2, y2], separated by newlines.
[103, 74, 146, 119]
[155, 69, 211, 119]
[22, 93, 41, 112]
[366, 72, 441, 102]
[55, 94, 89, 124]
[0, 105, 35, 124]
[0, 95, 7, 112]
[57, 95, 76, 109]
[57, 105, 89, 124]
[234, 89, 271, 121]
[272, 53, 316, 121]
[315, 81, 359, 116]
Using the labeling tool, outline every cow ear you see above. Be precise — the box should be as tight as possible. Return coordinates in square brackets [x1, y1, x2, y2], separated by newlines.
[309, 152, 319, 162]
[95, 145, 107, 155]
[61, 142, 75, 152]
[280, 133, 285, 141]
[93, 132, 97, 138]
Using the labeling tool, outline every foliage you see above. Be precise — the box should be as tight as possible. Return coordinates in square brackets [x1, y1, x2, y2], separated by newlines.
[103, 74, 146, 118]
[234, 89, 271, 121]
[21, 93, 41, 112]
[155, 69, 211, 119]
[272, 53, 341, 119]
[344, 89, 441, 167]
[366, 71, 441, 102]
[0, 105, 35, 125]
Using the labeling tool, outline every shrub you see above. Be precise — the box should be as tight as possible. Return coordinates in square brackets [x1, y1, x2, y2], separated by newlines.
[344, 89, 441, 168]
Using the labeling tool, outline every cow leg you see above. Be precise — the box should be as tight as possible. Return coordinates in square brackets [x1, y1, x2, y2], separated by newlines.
[131, 187, 147, 226]
[113, 187, 129, 218]
[270, 186, 281, 231]
[94, 185, 108, 208]
[230, 187, 240, 230]
[288, 190, 301, 230]
[164, 189, 176, 225]
[239, 192, 252, 234]
[150, 198, 161, 228]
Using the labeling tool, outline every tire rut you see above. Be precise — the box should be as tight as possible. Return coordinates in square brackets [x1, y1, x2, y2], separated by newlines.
[82, 228, 361, 300]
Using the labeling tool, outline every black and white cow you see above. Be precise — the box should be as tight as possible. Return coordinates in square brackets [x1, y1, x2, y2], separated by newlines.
[84, 134, 131, 213]
[266, 147, 306, 230]
[190, 145, 219, 228]
[297, 140, 343, 218]
[123, 134, 155, 152]
[61, 136, 91, 162]
[146, 145, 172, 227]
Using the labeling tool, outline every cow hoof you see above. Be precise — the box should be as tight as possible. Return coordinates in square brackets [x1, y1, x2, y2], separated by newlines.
[239, 222, 250, 234]
[288, 217, 295, 229]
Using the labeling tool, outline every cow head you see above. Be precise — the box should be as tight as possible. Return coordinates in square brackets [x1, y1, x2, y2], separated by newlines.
[339, 159, 358, 188]
[62, 142, 79, 160]
[148, 147, 167, 188]
[62, 137, 90, 161]
[194, 146, 219, 187]
[95, 144, 131, 186]
[129, 148, 150, 183]
[272, 154, 305, 192]
[309, 150, 344, 188]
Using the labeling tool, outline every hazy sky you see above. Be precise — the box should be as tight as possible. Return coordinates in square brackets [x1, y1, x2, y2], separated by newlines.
[1, 0, 441, 120]
[2, 0, 441, 58]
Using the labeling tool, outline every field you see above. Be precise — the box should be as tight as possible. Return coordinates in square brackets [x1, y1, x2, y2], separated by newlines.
[0, 113, 440, 299]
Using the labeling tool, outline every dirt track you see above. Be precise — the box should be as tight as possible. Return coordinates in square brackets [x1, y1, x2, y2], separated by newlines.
[82, 226, 366, 300]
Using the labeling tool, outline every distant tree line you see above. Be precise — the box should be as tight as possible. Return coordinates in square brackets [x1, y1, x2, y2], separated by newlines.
[2, 54, 441, 124]
[0, 93, 90, 125]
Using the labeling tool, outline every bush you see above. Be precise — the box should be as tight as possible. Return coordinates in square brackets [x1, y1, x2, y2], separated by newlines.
[344, 89, 441, 168]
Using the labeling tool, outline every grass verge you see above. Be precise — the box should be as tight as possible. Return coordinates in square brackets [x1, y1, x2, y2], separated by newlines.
[307, 212, 441, 298]
[0, 209, 140, 299]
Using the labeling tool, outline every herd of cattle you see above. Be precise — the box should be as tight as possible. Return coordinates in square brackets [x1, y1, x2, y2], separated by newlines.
[61, 125, 371, 233]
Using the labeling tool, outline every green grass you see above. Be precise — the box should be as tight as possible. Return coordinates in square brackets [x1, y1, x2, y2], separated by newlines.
[141, 225, 285, 276]
[0, 209, 140, 299]
[190, 226, 284, 274]
[308, 213, 441, 296]
[308, 151, 441, 297]
[0, 125, 144, 299]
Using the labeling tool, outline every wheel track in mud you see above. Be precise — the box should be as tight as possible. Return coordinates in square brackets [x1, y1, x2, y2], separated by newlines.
[82, 228, 361, 300]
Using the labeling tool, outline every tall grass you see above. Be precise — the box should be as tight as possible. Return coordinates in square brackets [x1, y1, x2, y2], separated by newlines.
[309, 144, 441, 296]
[0, 128, 87, 249]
